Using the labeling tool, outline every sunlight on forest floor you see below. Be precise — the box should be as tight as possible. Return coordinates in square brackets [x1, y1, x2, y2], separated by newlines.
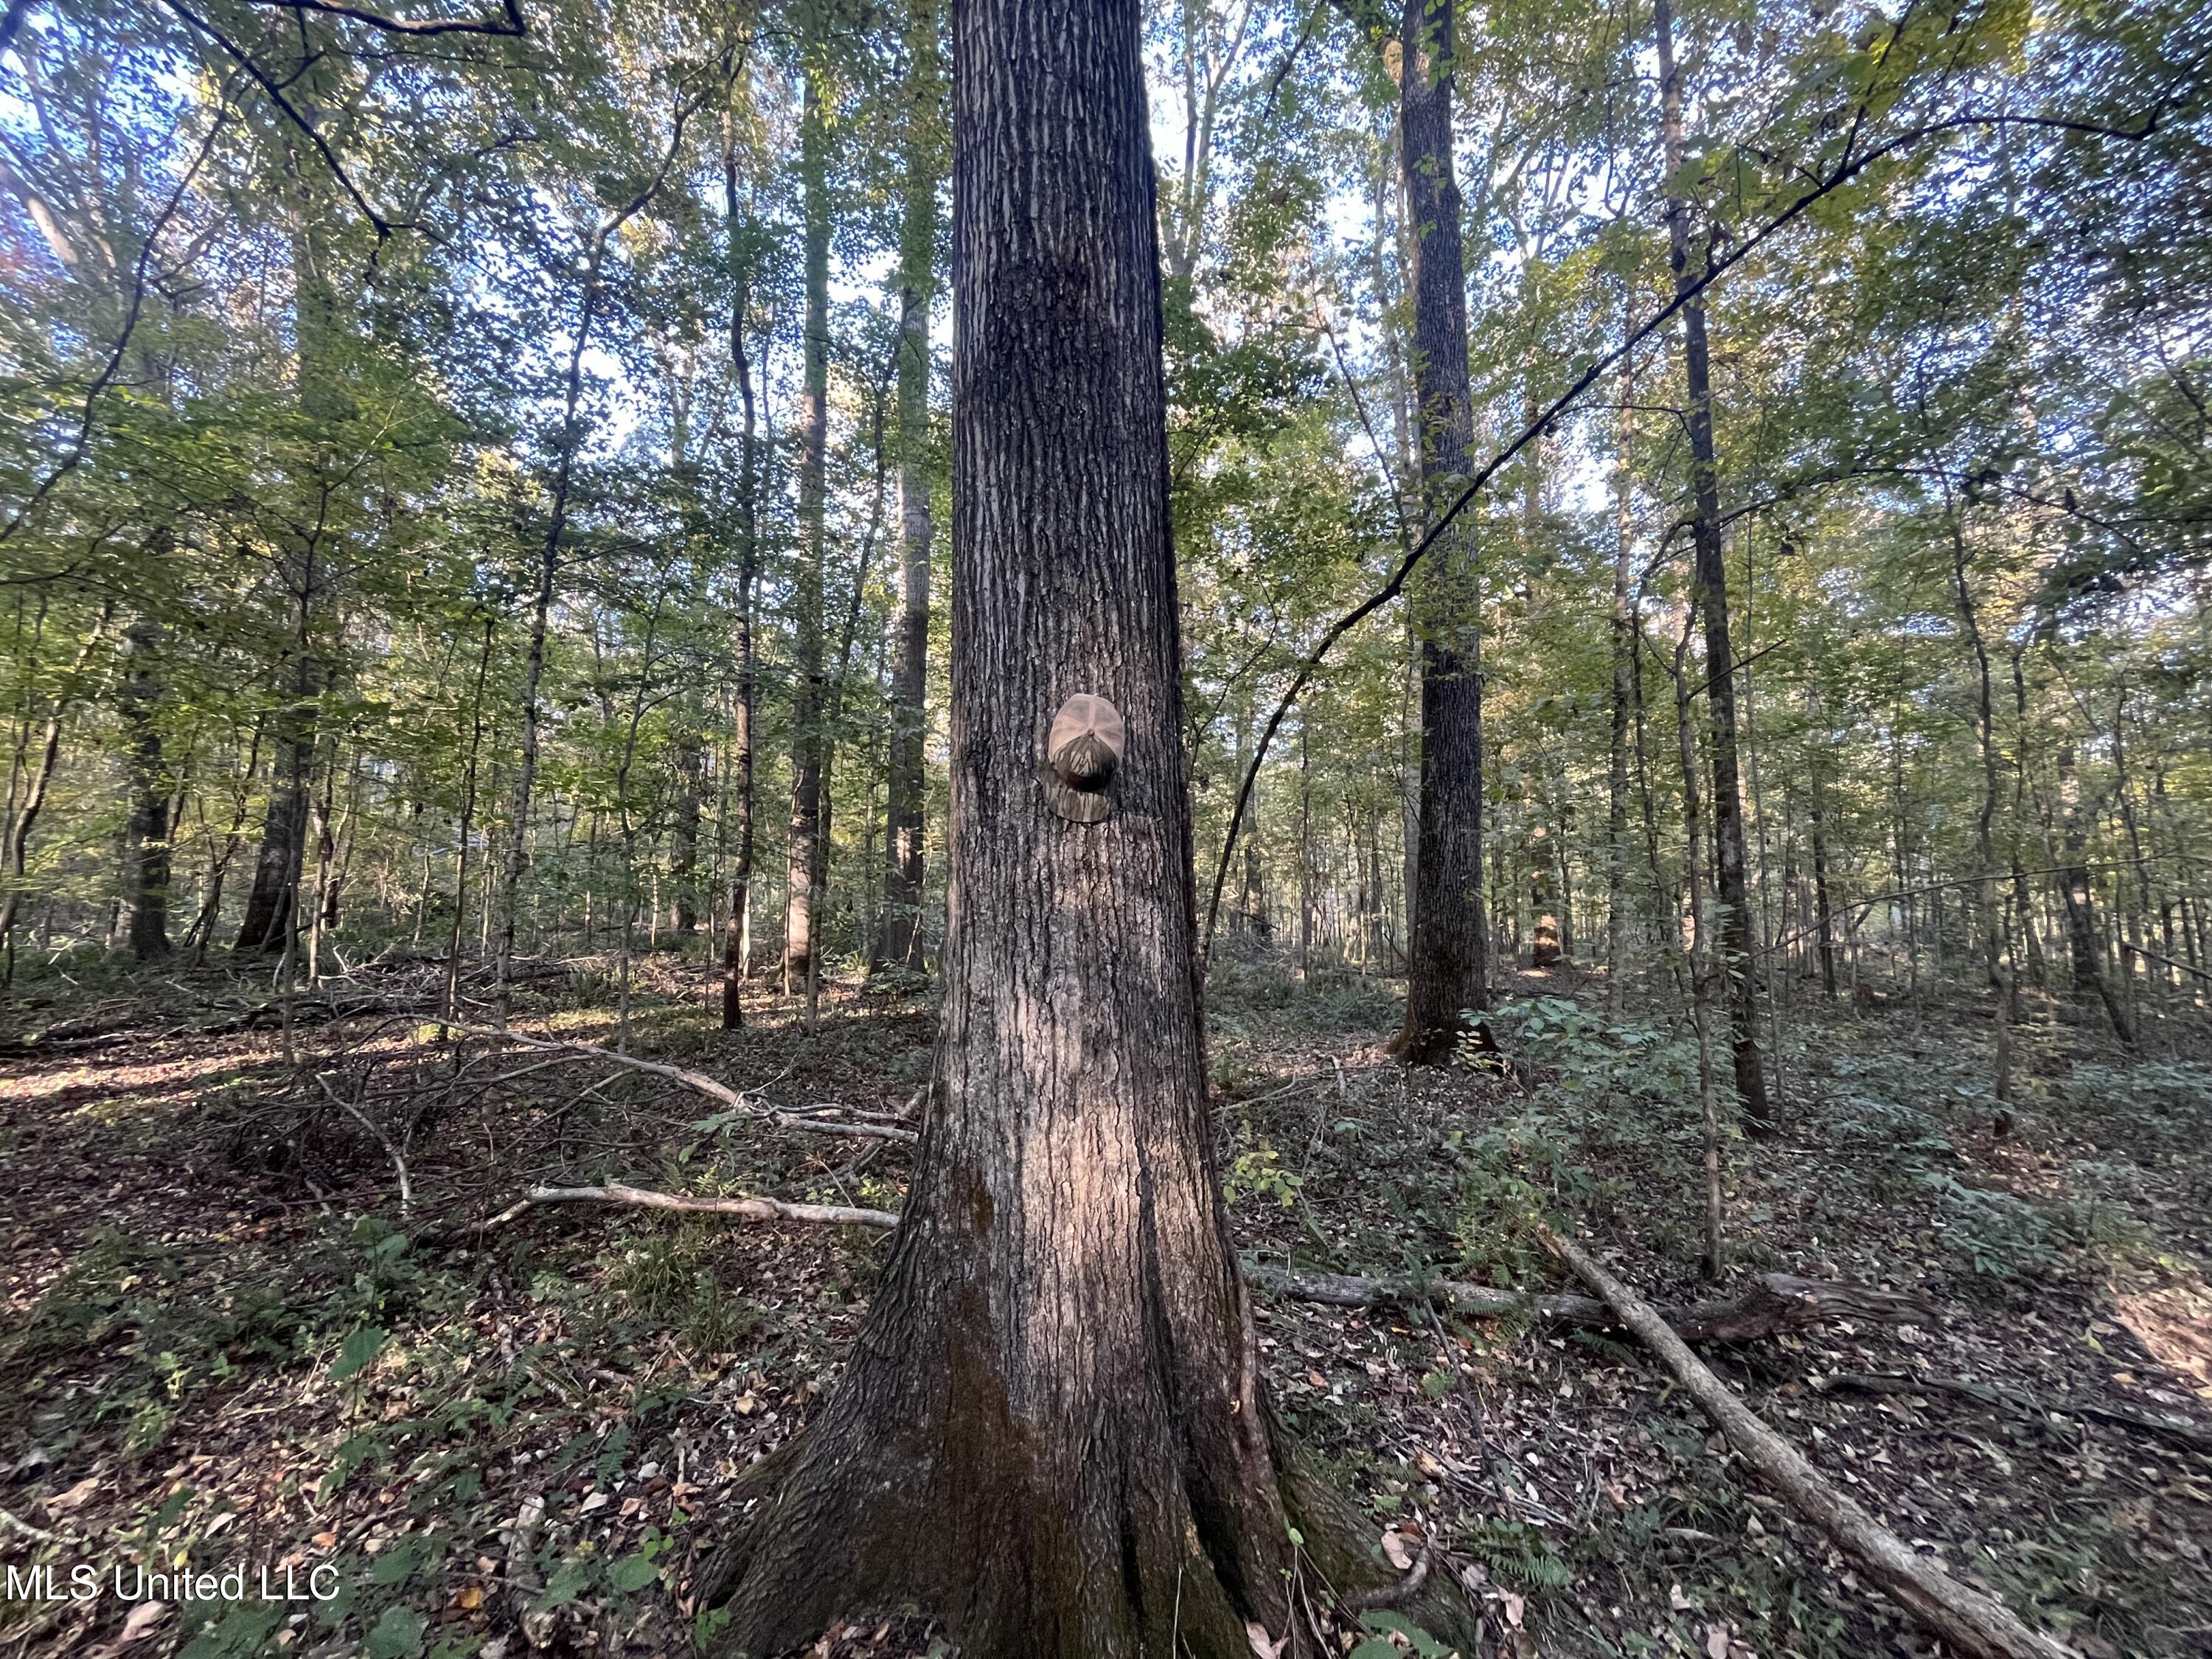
[1, 953, 2208, 1659]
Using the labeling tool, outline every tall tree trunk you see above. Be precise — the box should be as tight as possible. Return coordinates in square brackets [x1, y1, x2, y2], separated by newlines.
[698, 1, 1465, 1647]
[877, 0, 942, 973]
[1672, 613, 1726, 1280]
[1606, 363, 1635, 1017]
[1807, 729, 1838, 999]
[722, 139, 762, 1029]
[1655, 0, 1770, 1130]
[783, 58, 832, 998]
[1394, 0, 1488, 1062]
[671, 734, 703, 936]
[1947, 509, 2013, 1098]
[119, 618, 171, 959]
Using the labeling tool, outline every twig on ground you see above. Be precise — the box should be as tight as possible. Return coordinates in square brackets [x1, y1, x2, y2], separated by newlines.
[1537, 1222, 2081, 1659]
[312, 1071, 413, 1217]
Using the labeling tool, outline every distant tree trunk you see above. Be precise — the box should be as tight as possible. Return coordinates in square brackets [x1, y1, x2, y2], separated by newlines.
[877, 0, 942, 974]
[1298, 712, 1315, 973]
[698, 0, 1468, 1646]
[1808, 744, 1838, 999]
[1394, 0, 1488, 1062]
[671, 734, 702, 936]
[1606, 371, 1635, 1017]
[0, 616, 104, 978]
[1670, 611, 1726, 1281]
[445, 616, 493, 1026]
[235, 635, 317, 953]
[2008, 644, 2048, 989]
[1655, 0, 1770, 1130]
[119, 618, 172, 959]
[783, 59, 832, 999]
[722, 137, 762, 1029]
[2056, 736, 2132, 1042]
[1947, 507, 2013, 1097]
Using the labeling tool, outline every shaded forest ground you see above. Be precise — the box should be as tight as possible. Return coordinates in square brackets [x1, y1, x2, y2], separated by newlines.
[1, 948, 2208, 1659]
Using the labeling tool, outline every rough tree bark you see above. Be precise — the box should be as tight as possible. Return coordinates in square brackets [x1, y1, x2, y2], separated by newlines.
[782, 53, 832, 1000]
[1394, 0, 1489, 1064]
[877, 0, 942, 973]
[696, 0, 1467, 1649]
[1655, 0, 1770, 1130]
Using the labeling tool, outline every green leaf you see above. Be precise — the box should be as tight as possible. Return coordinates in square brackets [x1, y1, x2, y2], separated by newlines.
[605, 1554, 658, 1593]
[364, 1604, 426, 1659]
[331, 1326, 387, 1382]
[1360, 1610, 1451, 1657]
[535, 1559, 592, 1610]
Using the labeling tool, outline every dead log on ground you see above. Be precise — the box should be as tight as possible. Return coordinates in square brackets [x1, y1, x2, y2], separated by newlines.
[1818, 1369, 2212, 1452]
[1239, 1260, 1930, 1342]
[1538, 1222, 2080, 1659]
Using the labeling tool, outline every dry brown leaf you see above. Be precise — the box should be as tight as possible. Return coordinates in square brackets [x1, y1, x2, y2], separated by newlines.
[47, 1475, 100, 1512]
[1244, 1619, 1286, 1658]
[1381, 1530, 1413, 1571]
[116, 1601, 170, 1645]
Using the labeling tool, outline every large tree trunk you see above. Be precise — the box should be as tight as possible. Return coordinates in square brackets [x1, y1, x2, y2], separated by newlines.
[697, 3, 1460, 1649]
[119, 618, 172, 960]
[1394, 0, 1488, 1063]
[782, 59, 832, 999]
[1655, 0, 1770, 1130]
[877, 0, 942, 974]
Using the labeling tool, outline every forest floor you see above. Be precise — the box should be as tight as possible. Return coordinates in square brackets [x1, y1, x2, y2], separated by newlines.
[1, 946, 2208, 1659]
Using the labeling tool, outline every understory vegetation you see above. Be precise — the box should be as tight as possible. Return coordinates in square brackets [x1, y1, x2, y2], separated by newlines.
[3, 957, 2208, 1657]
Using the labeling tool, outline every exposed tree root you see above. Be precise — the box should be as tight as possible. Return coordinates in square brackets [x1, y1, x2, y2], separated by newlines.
[1539, 1222, 2082, 1659]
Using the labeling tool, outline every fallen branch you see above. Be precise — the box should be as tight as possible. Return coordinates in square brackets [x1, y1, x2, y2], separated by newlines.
[1817, 1370, 2212, 1453]
[313, 1071, 414, 1218]
[1240, 1261, 1930, 1342]
[2118, 939, 2212, 985]
[445, 1023, 918, 1142]
[1538, 1223, 2079, 1659]
[464, 1183, 900, 1235]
